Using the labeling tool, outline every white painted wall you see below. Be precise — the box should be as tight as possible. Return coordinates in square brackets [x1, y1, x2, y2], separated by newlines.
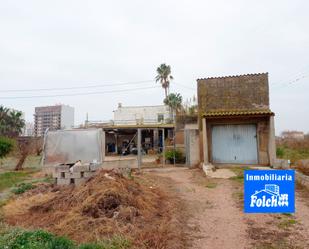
[60, 105, 74, 129]
[113, 105, 170, 125]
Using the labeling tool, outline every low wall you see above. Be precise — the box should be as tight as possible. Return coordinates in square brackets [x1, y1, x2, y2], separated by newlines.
[273, 159, 290, 169]
[102, 158, 138, 169]
[296, 171, 309, 190]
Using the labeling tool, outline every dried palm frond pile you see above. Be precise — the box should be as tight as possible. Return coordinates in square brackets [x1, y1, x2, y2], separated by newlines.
[3, 169, 186, 248]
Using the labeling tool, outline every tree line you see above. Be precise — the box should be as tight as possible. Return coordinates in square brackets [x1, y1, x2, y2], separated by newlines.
[0, 105, 25, 159]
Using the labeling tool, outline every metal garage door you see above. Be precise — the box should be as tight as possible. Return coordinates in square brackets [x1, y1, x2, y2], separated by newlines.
[211, 124, 258, 164]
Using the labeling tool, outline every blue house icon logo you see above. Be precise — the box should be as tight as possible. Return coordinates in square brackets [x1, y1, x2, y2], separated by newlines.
[244, 170, 295, 213]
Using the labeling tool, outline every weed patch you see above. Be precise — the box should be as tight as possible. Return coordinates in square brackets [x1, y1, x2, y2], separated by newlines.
[0, 171, 33, 191]
[277, 219, 297, 229]
[0, 224, 131, 249]
[205, 182, 217, 188]
[230, 167, 250, 184]
[12, 182, 36, 195]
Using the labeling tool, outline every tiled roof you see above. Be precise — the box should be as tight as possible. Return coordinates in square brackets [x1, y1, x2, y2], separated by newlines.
[197, 72, 268, 81]
[202, 109, 274, 117]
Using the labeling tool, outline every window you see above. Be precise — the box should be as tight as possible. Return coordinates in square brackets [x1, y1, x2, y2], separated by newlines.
[157, 114, 164, 123]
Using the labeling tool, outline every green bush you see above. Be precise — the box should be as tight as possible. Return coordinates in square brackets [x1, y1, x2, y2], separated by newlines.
[0, 229, 75, 249]
[164, 149, 185, 163]
[276, 147, 285, 158]
[0, 136, 15, 159]
[12, 182, 36, 195]
[0, 226, 131, 249]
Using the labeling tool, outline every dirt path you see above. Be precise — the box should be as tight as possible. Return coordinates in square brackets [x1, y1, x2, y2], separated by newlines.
[148, 168, 248, 249]
[146, 167, 309, 249]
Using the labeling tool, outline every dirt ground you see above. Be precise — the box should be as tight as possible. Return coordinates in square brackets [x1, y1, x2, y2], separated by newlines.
[3, 166, 309, 249]
[145, 167, 309, 249]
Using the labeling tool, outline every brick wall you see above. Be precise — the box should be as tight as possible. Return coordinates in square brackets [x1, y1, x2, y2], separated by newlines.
[197, 73, 269, 113]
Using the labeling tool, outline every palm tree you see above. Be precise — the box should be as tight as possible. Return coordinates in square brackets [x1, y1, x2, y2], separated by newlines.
[0, 106, 10, 136]
[0, 106, 25, 137]
[8, 111, 25, 137]
[155, 63, 174, 98]
[164, 93, 183, 122]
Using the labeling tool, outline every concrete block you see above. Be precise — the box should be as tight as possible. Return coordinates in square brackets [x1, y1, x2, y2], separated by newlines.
[56, 178, 71, 185]
[52, 171, 66, 178]
[202, 163, 214, 176]
[84, 171, 95, 178]
[65, 172, 82, 179]
[55, 165, 70, 173]
[273, 159, 290, 169]
[72, 165, 90, 172]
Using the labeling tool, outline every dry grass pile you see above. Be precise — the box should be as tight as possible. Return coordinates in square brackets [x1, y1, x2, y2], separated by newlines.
[3, 170, 185, 248]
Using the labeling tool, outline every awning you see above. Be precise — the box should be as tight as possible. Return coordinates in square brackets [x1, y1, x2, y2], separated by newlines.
[202, 109, 274, 118]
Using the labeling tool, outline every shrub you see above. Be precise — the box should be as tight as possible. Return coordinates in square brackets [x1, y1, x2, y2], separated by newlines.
[0, 229, 75, 249]
[0, 136, 15, 159]
[79, 243, 103, 249]
[164, 149, 185, 163]
[276, 147, 285, 158]
[12, 182, 36, 195]
[0, 226, 131, 249]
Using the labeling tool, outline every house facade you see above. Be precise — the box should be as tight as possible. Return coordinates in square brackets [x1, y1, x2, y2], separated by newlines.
[281, 131, 305, 140]
[198, 73, 276, 166]
[113, 103, 170, 125]
[85, 104, 174, 157]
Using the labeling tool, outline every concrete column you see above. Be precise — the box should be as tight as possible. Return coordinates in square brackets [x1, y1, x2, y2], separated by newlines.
[185, 129, 200, 167]
[114, 134, 118, 154]
[137, 128, 142, 169]
[268, 115, 276, 166]
[162, 128, 165, 166]
[202, 118, 209, 164]
[153, 128, 159, 150]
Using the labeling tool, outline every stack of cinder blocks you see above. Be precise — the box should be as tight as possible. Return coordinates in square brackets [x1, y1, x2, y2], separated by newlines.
[53, 163, 101, 186]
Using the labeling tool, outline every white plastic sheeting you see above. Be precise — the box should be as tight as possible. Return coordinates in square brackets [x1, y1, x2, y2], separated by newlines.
[43, 129, 105, 166]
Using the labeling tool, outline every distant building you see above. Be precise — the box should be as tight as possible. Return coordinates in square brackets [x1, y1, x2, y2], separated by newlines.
[113, 103, 170, 125]
[21, 122, 34, 137]
[34, 105, 74, 137]
[281, 131, 305, 140]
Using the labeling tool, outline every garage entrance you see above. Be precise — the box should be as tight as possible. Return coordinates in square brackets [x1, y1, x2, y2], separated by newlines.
[211, 124, 258, 164]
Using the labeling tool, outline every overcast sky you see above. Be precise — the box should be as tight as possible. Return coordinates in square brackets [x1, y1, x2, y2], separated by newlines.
[0, 0, 308, 134]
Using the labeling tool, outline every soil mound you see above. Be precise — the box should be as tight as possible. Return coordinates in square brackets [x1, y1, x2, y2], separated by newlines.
[3, 170, 185, 248]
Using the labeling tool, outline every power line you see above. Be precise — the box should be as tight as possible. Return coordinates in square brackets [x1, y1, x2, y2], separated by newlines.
[272, 74, 309, 90]
[271, 66, 309, 86]
[0, 86, 161, 99]
[173, 82, 196, 91]
[0, 80, 155, 92]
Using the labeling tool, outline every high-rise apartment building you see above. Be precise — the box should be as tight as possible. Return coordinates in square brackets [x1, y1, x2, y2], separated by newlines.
[34, 105, 74, 136]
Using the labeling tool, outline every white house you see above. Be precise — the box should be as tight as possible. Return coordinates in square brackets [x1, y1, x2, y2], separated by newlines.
[113, 103, 170, 125]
